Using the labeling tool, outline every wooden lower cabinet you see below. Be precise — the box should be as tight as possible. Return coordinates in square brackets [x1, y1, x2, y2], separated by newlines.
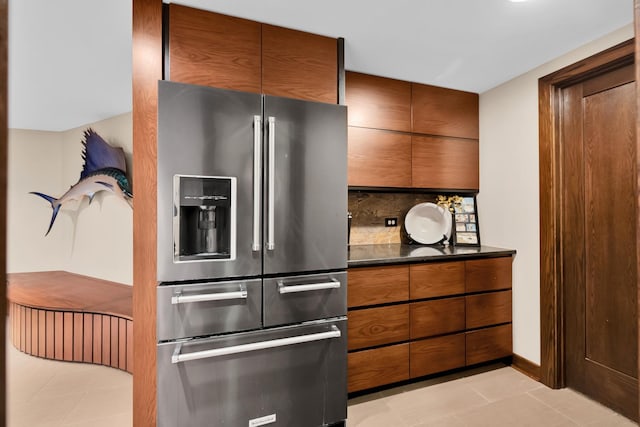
[348, 344, 410, 393]
[410, 334, 465, 378]
[348, 305, 409, 351]
[466, 257, 512, 293]
[466, 324, 513, 365]
[410, 297, 465, 339]
[348, 264, 409, 308]
[466, 290, 512, 329]
[347, 256, 513, 393]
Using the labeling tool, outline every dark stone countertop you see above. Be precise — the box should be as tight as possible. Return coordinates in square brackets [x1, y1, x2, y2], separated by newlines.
[347, 244, 516, 267]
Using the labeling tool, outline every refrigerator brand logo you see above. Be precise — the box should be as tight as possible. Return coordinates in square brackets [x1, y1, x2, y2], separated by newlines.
[249, 414, 276, 427]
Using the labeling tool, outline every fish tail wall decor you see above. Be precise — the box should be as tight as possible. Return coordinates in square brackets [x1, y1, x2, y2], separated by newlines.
[30, 128, 133, 236]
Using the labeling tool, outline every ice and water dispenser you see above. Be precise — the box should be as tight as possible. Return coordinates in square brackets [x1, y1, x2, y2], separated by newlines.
[173, 175, 236, 262]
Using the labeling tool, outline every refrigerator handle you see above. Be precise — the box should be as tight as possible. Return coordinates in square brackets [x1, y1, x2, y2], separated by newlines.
[252, 115, 262, 252]
[171, 325, 341, 363]
[267, 116, 276, 251]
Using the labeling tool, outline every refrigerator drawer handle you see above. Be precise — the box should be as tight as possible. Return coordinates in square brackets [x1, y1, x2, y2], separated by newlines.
[252, 115, 262, 252]
[171, 285, 247, 305]
[277, 279, 341, 294]
[171, 325, 341, 363]
[266, 116, 276, 251]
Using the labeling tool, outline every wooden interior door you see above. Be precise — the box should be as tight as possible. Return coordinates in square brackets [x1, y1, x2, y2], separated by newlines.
[561, 63, 638, 420]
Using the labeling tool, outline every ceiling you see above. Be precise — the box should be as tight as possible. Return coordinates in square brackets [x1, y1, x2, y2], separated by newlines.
[8, 0, 633, 131]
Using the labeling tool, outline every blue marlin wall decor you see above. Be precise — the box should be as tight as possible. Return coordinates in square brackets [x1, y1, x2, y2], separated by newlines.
[31, 128, 133, 236]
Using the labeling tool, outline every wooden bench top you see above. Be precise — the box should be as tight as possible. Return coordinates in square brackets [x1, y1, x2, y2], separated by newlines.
[7, 271, 132, 319]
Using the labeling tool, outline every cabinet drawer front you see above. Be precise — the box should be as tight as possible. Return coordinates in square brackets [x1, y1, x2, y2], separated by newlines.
[348, 127, 412, 188]
[348, 265, 409, 308]
[345, 71, 412, 132]
[465, 257, 512, 293]
[466, 324, 512, 365]
[466, 290, 512, 329]
[410, 298, 465, 340]
[410, 334, 465, 378]
[348, 305, 409, 350]
[348, 344, 409, 393]
[410, 262, 465, 299]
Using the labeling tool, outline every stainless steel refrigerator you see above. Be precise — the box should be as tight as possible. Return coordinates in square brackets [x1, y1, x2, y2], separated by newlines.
[155, 81, 348, 427]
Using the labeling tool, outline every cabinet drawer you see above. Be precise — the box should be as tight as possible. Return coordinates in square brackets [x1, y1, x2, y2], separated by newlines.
[466, 290, 512, 329]
[348, 305, 409, 350]
[410, 334, 465, 378]
[410, 262, 465, 299]
[465, 257, 512, 293]
[410, 297, 465, 340]
[466, 324, 512, 365]
[348, 265, 409, 308]
[348, 344, 409, 393]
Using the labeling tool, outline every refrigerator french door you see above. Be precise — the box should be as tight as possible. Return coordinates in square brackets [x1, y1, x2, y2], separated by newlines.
[156, 81, 348, 427]
[157, 81, 347, 282]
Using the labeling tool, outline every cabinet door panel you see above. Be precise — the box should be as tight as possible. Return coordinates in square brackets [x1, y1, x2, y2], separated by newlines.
[465, 257, 513, 293]
[262, 25, 337, 104]
[412, 83, 479, 139]
[348, 265, 409, 308]
[410, 334, 465, 378]
[466, 290, 512, 329]
[412, 135, 479, 190]
[348, 305, 409, 350]
[168, 4, 261, 92]
[410, 298, 465, 340]
[348, 344, 409, 392]
[345, 72, 411, 132]
[410, 262, 465, 299]
[466, 324, 512, 365]
[348, 127, 411, 187]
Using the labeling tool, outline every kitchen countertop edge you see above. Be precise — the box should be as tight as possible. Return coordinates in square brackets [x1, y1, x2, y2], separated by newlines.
[347, 244, 516, 267]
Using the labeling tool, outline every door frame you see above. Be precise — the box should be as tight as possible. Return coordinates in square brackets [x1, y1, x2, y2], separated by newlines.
[538, 39, 634, 388]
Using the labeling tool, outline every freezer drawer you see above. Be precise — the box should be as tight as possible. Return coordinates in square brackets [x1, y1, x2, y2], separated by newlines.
[157, 319, 347, 427]
[263, 272, 347, 327]
[157, 278, 262, 341]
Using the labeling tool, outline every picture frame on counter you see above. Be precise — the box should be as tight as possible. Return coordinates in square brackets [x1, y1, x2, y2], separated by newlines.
[453, 196, 480, 246]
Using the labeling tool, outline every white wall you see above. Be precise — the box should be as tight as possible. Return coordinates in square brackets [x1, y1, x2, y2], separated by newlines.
[8, 129, 66, 271]
[7, 112, 133, 284]
[478, 24, 634, 365]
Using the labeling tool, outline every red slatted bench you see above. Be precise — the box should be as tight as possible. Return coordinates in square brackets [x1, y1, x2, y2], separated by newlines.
[7, 271, 133, 373]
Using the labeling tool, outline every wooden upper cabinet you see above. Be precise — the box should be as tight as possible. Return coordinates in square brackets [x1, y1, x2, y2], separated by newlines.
[345, 72, 411, 132]
[168, 4, 261, 93]
[412, 83, 479, 139]
[412, 135, 479, 190]
[348, 127, 411, 187]
[262, 25, 337, 104]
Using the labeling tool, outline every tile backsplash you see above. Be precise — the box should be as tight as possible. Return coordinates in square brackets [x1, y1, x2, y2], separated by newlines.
[348, 191, 441, 245]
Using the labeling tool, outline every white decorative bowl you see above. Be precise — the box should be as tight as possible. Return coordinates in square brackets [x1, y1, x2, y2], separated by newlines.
[404, 202, 452, 244]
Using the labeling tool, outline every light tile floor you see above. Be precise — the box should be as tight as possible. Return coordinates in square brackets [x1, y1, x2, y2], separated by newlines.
[348, 365, 638, 427]
[7, 341, 638, 427]
[7, 343, 132, 427]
